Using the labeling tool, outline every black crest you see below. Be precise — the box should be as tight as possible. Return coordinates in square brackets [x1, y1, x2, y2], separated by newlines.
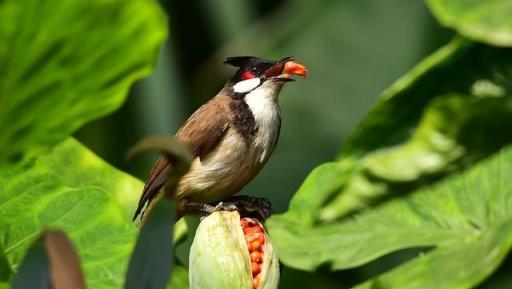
[224, 56, 257, 68]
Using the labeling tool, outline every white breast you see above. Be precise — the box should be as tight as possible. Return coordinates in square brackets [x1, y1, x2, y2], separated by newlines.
[244, 80, 282, 162]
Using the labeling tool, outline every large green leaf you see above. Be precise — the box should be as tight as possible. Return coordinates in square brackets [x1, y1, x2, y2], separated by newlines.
[427, 0, 512, 47]
[267, 145, 512, 289]
[0, 138, 143, 289]
[477, 264, 512, 289]
[311, 39, 512, 221]
[0, 0, 167, 166]
[352, 221, 512, 289]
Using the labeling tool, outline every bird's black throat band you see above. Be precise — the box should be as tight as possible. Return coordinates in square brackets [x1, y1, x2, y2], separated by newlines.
[229, 97, 257, 145]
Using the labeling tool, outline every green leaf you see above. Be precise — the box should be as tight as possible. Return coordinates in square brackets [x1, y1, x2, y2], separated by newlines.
[0, 0, 167, 166]
[174, 216, 201, 267]
[314, 39, 512, 221]
[9, 237, 51, 289]
[272, 162, 347, 226]
[478, 264, 512, 289]
[125, 198, 176, 289]
[427, 0, 512, 47]
[0, 245, 9, 283]
[168, 265, 189, 289]
[0, 138, 143, 289]
[267, 146, 512, 289]
[352, 221, 512, 289]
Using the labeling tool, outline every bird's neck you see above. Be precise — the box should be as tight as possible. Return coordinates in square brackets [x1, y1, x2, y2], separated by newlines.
[243, 82, 282, 128]
[226, 81, 282, 164]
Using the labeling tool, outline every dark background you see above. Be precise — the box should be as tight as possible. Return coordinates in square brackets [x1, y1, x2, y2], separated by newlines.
[75, 1, 452, 286]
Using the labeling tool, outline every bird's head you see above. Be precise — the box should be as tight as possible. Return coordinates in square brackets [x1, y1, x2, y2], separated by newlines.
[224, 56, 307, 97]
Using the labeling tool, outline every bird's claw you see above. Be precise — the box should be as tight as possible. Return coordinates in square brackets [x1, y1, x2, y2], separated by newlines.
[212, 201, 238, 212]
[182, 196, 273, 221]
[221, 195, 273, 221]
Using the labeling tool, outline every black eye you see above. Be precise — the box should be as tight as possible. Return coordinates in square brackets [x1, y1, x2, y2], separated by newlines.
[251, 66, 259, 72]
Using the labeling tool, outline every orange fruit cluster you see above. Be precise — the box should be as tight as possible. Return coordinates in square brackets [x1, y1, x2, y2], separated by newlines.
[241, 218, 266, 289]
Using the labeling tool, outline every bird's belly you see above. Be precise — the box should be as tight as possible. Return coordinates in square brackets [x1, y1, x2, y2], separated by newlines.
[176, 130, 274, 203]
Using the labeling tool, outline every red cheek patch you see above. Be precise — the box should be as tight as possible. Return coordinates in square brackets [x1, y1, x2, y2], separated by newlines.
[241, 71, 254, 80]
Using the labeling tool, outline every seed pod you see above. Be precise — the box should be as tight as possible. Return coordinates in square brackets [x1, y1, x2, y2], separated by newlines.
[189, 211, 279, 289]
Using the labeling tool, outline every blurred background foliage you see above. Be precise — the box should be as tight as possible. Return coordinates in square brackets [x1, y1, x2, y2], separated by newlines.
[75, 0, 452, 214]
[2, 0, 512, 288]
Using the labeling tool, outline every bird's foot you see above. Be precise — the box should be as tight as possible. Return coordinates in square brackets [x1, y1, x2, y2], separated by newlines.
[222, 195, 273, 221]
[181, 196, 273, 221]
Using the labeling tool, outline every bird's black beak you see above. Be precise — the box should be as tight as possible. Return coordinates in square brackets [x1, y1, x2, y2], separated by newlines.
[264, 57, 308, 82]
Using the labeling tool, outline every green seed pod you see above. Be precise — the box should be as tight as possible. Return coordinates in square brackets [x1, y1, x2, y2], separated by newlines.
[189, 211, 279, 289]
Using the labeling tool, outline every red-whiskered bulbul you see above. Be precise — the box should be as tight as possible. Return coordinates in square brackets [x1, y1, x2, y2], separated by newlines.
[133, 56, 308, 220]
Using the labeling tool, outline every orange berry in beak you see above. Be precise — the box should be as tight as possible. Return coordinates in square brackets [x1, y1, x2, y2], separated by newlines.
[284, 61, 308, 77]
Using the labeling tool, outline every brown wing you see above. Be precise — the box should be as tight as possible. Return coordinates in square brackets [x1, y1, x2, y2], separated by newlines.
[132, 97, 230, 221]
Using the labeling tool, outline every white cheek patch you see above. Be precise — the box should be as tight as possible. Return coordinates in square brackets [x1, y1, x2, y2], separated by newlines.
[233, 78, 261, 93]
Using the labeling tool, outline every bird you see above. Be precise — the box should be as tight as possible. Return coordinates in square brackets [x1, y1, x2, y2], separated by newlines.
[133, 56, 308, 221]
